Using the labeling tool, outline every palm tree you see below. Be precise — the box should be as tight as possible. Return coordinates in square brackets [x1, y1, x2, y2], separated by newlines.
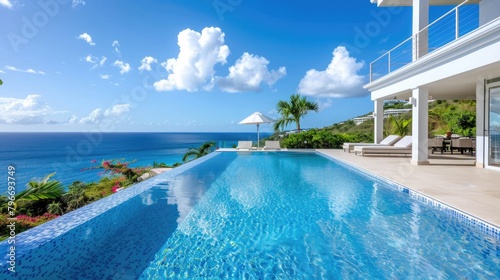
[274, 94, 319, 132]
[16, 173, 64, 201]
[389, 115, 412, 136]
[182, 141, 216, 162]
[47, 202, 64, 215]
[62, 181, 88, 212]
[0, 79, 3, 85]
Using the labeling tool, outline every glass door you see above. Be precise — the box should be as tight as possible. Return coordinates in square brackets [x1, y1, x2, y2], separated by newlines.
[488, 86, 500, 166]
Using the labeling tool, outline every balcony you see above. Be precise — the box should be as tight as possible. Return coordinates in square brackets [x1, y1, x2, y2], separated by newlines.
[370, 0, 480, 82]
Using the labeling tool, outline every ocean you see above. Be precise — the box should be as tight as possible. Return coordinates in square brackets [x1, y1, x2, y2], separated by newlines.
[0, 132, 270, 193]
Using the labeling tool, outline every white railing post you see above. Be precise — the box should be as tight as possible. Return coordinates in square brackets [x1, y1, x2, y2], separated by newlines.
[368, 0, 473, 83]
[388, 51, 391, 74]
[370, 62, 373, 82]
[413, 33, 419, 61]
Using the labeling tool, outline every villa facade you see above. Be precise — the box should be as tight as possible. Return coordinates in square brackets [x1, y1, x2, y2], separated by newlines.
[364, 0, 500, 169]
[352, 108, 412, 125]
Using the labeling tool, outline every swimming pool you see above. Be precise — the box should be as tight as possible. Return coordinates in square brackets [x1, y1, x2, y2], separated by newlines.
[1, 151, 499, 279]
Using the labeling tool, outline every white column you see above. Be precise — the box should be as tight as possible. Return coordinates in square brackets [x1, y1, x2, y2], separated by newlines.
[411, 87, 429, 165]
[476, 81, 485, 168]
[412, 0, 429, 61]
[374, 99, 384, 143]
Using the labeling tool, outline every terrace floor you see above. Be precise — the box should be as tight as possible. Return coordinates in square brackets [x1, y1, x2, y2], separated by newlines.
[317, 149, 500, 228]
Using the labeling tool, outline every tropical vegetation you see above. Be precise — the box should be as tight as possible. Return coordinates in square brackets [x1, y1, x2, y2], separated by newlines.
[387, 115, 412, 136]
[0, 141, 220, 240]
[274, 94, 319, 132]
[182, 141, 216, 162]
[270, 100, 476, 149]
[0, 160, 152, 240]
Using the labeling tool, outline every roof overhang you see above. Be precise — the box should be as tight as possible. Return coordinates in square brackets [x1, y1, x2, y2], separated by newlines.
[371, 0, 479, 6]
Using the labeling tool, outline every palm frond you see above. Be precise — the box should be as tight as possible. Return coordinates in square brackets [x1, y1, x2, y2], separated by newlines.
[275, 94, 319, 131]
[17, 173, 64, 201]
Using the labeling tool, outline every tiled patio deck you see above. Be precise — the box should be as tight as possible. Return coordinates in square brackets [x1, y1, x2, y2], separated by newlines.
[317, 149, 500, 228]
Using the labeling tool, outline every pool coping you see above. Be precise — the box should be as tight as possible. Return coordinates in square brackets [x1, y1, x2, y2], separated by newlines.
[317, 151, 500, 240]
[0, 152, 223, 258]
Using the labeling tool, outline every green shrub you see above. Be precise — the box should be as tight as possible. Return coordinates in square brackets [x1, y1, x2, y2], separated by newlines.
[281, 130, 370, 149]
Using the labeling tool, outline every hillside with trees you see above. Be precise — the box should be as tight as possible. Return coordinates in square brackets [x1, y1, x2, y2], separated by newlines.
[270, 100, 476, 149]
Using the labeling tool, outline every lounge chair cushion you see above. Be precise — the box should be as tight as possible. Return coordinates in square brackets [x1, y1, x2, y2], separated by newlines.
[354, 136, 413, 156]
[380, 135, 401, 145]
[342, 135, 400, 152]
[264, 141, 281, 150]
[236, 141, 253, 150]
[393, 136, 412, 148]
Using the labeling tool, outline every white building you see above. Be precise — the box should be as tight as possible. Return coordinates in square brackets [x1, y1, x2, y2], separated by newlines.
[351, 108, 412, 125]
[364, 0, 500, 169]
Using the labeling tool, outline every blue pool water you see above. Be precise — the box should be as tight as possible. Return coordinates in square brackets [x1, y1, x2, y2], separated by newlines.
[1, 152, 499, 279]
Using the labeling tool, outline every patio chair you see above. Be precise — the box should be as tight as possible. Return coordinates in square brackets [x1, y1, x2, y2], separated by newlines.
[342, 135, 401, 153]
[451, 138, 474, 155]
[354, 136, 412, 156]
[263, 141, 281, 150]
[236, 141, 253, 150]
[428, 138, 445, 154]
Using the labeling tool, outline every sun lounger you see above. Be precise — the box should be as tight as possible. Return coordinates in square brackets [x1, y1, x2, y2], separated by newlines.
[354, 136, 412, 156]
[236, 141, 253, 150]
[263, 141, 281, 150]
[342, 135, 401, 153]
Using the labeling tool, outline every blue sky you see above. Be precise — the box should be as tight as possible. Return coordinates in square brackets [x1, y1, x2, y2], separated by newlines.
[0, 0, 416, 132]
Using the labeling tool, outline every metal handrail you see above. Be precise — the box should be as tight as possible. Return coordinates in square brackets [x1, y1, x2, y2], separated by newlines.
[369, 0, 472, 82]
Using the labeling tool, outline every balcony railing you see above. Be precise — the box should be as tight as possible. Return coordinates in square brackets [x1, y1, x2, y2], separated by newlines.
[369, 0, 479, 82]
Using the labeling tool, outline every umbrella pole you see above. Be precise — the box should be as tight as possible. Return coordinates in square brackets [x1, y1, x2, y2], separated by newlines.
[257, 123, 260, 148]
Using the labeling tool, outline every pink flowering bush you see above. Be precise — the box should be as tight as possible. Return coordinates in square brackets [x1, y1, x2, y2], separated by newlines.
[13, 213, 60, 233]
[84, 159, 148, 183]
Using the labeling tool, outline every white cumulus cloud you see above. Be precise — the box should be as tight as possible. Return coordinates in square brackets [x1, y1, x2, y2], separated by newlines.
[84, 55, 97, 64]
[298, 46, 367, 98]
[0, 95, 53, 124]
[79, 104, 130, 124]
[5, 65, 45, 75]
[104, 104, 130, 117]
[112, 40, 120, 54]
[0, 0, 13, 9]
[79, 108, 102, 124]
[216, 52, 286, 93]
[138, 56, 158, 72]
[77, 33, 95, 46]
[154, 27, 230, 92]
[72, 0, 85, 9]
[68, 115, 78, 124]
[83, 55, 106, 70]
[99, 56, 107, 66]
[317, 99, 333, 111]
[113, 60, 131, 74]
[100, 74, 110, 80]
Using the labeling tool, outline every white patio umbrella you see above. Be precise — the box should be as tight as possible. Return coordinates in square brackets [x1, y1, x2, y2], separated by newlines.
[239, 112, 276, 147]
